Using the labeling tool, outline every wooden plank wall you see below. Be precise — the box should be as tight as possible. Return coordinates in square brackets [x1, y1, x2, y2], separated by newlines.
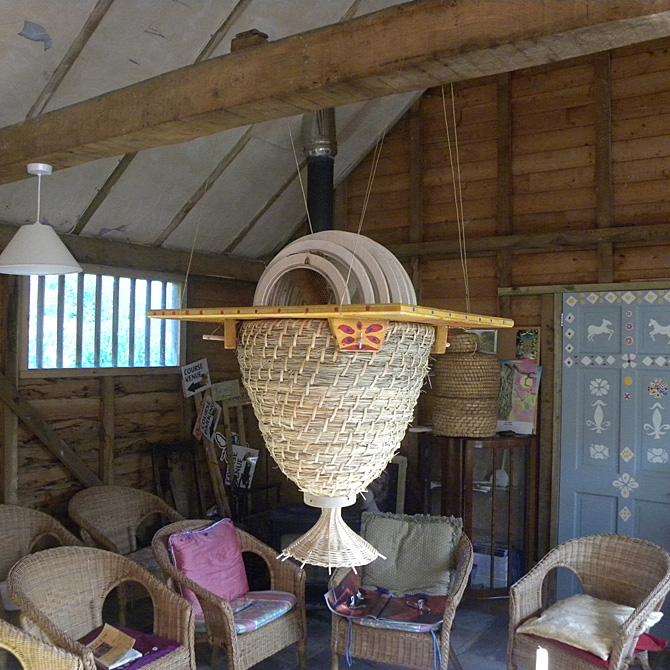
[0, 274, 255, 520]
[344, 36, 670, 323]
[342, 36, 670, 556]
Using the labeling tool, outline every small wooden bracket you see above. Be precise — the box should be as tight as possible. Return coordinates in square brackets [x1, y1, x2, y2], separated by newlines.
[329, 318, 388, 352]
[432, 325, 449, 354]
[224, 320, 237, 350]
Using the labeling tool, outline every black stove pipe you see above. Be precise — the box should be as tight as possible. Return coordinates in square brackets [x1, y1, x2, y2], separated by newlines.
[302, 109, 337, 232]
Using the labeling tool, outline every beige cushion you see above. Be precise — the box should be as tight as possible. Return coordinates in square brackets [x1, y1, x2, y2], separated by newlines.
[361, 512, 462, 595]
[517, 593, 663, 661]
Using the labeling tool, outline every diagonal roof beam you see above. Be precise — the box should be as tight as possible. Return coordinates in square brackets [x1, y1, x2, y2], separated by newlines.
[72, 0, 254, 236]
[26, 0, 116, 119]
[158, 0, 363, 251]
[3, 1, 670, 185]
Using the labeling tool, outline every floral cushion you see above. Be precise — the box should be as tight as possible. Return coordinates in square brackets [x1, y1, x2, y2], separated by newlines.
[194, 591, 296, 635]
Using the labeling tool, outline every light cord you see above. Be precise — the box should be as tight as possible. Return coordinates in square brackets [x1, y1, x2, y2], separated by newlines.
[36, 174, 42, 223]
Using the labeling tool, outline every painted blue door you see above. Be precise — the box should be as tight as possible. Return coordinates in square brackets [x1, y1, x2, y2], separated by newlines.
[559, 289, 670, 626]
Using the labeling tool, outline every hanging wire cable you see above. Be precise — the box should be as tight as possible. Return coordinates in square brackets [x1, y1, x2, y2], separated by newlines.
[180, 215, 204, 307]
[340, 131, 385, 304]
[441, 85, 471, 313]
[288, 121, 314, 235]
[450, 82, 470, 312]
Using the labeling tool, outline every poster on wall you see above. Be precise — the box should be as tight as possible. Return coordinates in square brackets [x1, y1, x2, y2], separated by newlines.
[193, 396, 222, 441]
[181, 358, 211, 397]
[497, 359, 542, 435]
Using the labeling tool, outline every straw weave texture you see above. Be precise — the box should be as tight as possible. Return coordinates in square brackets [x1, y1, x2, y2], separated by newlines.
[238, 319, 434, 497]
[0, 619, 84, 670]
[433, 398, 499, 438]
[445, 331, 479, 353]
[432, 353, 500, 398]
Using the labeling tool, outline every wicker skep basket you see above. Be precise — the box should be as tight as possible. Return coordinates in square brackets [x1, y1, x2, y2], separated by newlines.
[432, 330, 500, 438]
[238, 318, 434, 569]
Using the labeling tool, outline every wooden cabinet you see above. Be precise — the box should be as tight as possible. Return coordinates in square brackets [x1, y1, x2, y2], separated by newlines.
[440, 435, 537, 597]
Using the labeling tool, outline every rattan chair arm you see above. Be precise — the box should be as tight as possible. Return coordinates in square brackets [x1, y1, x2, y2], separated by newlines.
[18, 611, 96, 670]
[76, 524, 119, 553]
[509, 547, 565, 628]
[123, 562, 194, 645]
[609, 577, 670, 670]
[44, 524, 84, 549]
[441, 535, 473, 654]
[238, 529, 305, 597]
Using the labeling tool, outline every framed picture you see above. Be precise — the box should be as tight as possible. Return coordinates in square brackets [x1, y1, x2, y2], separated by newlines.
[467, 329, 498, 354]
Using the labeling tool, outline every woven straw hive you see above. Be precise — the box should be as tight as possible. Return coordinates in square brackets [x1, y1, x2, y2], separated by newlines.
[431, 330, 500, 438]
[147, 232, 513, 568]
[238, 318, 434, 567]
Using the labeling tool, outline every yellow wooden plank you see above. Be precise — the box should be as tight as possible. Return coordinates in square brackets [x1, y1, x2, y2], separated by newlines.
[149, 303, 514, 330]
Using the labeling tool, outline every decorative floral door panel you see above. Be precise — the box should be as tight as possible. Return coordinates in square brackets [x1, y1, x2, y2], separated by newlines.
[560, 290, 670, 556]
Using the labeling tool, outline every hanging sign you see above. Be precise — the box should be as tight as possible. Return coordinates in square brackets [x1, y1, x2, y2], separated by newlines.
[211, 379, 241, 402]
[193, 396, 222, 442]
[181, 358, 211, 397]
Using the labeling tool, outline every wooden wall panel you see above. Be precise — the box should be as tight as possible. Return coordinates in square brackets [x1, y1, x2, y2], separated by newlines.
[612, 40, 670, 227]
[2, 276, 255, 519]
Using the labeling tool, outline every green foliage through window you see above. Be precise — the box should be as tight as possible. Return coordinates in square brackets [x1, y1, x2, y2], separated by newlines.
[27, 272, 181, 370]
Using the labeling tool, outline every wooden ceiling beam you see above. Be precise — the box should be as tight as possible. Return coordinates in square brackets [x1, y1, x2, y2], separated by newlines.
[388, 222, 670, 259]
[0, 222, 263, 282]
[2, 0, 670, 184]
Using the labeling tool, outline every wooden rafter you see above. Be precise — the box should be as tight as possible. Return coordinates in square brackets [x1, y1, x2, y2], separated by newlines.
[164, 0, 363, 253]
[388, 222, 670, 259]
[3, 1, 670, 184]
[73, 0, 254, 237]
[26, 0, 116, 119]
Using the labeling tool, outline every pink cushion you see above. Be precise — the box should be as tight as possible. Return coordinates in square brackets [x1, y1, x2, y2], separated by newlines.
[168, 519, 249, 618]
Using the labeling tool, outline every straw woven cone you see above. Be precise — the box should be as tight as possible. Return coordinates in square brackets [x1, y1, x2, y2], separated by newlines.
[238, 318, 434, 568]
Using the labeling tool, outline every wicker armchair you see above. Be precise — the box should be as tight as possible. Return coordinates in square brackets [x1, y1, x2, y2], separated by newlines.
[0, 619, 84, 670]
[329, 533, 473, 669]
[68, 486, 183, 556]
[508, 535, 670, 670]
[152, 519, 307, 670]
[8, 546, 195, 670]
[0, 504, 82, 619]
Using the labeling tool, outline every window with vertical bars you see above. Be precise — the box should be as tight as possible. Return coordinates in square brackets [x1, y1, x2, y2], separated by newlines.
[26, 271, 182, 371]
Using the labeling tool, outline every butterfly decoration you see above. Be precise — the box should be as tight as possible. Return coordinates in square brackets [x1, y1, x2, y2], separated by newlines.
[331, 319, 388, 352]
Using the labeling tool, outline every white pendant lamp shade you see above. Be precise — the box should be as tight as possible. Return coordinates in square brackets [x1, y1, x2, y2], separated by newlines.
[0, 163, 82, 276]
[0, 221, 81, 275]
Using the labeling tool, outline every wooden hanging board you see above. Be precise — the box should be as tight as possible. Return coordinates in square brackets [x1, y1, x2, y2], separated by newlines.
[150, 303, 513, 354]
